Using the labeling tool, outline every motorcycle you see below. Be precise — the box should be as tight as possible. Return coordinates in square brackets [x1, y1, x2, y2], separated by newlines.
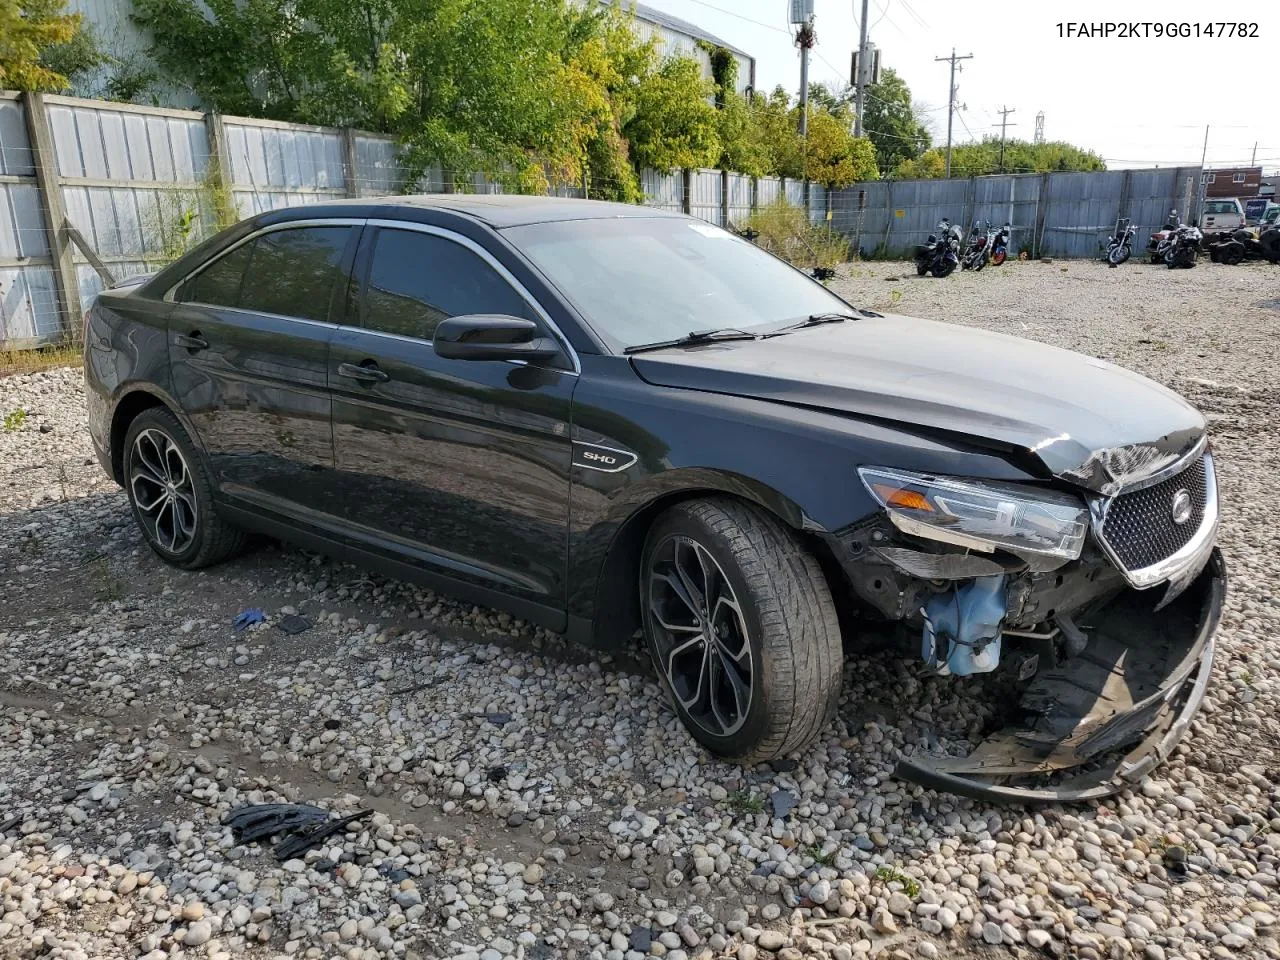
[961, 220, 995, 271]
[1164, 224, 1202, 269]
[915, 217, 962, 277]
[1105, 217, 1136, 266]
[990, 222, 1011, 265]
[1147, 209, 1185, 264]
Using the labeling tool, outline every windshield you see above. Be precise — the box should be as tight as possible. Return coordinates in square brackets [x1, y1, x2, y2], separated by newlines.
[503, 217, 852, 352]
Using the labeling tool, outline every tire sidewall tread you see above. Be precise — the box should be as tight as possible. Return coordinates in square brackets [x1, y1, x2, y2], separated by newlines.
[122, 407, 245, 570]
[641, 497, 843, 765]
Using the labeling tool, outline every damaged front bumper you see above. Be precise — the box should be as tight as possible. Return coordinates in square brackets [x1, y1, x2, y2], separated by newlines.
[895, 548, 1225, 803]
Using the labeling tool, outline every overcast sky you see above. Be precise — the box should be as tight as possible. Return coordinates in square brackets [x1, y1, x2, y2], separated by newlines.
[639, 0, 1278, 172]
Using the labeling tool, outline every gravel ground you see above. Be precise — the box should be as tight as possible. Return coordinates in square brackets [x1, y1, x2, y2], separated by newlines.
[1, 257, 1278, 960]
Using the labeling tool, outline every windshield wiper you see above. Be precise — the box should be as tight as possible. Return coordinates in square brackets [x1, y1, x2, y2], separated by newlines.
[623, 328, 760, 355]
[763, 311, 866, 338]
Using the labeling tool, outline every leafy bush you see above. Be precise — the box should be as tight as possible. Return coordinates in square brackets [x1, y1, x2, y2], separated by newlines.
[745, 199, 850, 271]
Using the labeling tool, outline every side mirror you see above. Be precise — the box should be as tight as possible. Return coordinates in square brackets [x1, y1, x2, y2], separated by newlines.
[433, 314, 562, 363]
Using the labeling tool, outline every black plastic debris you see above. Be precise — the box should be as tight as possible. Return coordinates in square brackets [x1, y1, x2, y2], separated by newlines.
[770, 789, 797, 819]
[277, 614, 313, 635]
[474, 711, 513, 727]
[224, 803, 329, 844]
[628, 928, 652, 952]
[222, 803, 373, 861]
[487, 765, 507, 782]
[274, 810, 373, 860]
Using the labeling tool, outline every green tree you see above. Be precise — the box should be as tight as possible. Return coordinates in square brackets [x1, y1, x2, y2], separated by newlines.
[895, 137, 1104, 178]
[623, 55, 719, 172]
[803, 108, 878, 188]
[753, 86, 804, 179]
[0, 0, 89, 91]
[806, 81, 852, 120]
[861, 67, 930, 172]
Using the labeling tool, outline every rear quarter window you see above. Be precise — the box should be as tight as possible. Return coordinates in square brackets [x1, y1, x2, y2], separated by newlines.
[180, 242, 252, 307]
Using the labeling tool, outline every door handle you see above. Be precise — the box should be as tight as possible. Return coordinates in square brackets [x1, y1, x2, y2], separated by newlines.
[176, 333, 208, 351]
[338, 361, 389, 383]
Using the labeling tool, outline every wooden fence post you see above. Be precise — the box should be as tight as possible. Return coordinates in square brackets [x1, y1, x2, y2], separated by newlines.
[203, 112, 235, 223]
[681, 169, 692, 215]
[750, 175, 758, 216]
[341, 128, 360, 199]
[720, 169, 729, 227]
[22, 91, 81, 338]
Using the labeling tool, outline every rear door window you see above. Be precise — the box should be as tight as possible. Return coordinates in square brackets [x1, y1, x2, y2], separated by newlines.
[361, 228, 534, 341]
[238, 227, 353, 322]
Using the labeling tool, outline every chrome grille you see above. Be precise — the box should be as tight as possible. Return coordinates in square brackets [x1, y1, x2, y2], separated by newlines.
[1099, 456, 1209, 572]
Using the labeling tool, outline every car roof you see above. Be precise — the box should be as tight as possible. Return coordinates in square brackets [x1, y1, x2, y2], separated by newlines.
[264, 193, 688, 229]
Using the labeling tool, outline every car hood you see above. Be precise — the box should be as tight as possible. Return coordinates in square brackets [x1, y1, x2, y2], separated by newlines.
[630, 313, 1205, 495]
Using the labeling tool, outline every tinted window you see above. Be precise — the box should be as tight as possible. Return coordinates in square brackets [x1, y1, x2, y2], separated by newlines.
[182, 241, 252, 306]
[238, 227, 352, 322]
[362, 229, 532, 340]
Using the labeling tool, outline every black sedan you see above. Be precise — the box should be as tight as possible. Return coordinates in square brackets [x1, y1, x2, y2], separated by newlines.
[84, 196, 1224, 802]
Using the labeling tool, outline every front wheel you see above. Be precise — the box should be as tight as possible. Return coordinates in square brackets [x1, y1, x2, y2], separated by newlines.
[640, 498, 843, 764]
[123, 407, 247, 569]
[931, 261, 956, 278]
[991, 248, 1007, 266]
[1108, 244, 1131, 265]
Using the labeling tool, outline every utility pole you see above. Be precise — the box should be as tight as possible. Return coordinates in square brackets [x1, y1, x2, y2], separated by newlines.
[853, 0, 870, 137]
[994, 106, 1016, 173]
[1195, 124, 1210, 222]
[796, 16, 816, 137]
[935, 48, 973, 178]
[1252, 141, 1258, 165]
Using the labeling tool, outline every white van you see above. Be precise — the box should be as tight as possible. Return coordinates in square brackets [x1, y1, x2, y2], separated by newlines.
[1199, 198, 1246, 233]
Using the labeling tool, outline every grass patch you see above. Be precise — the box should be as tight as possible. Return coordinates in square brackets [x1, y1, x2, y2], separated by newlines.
[3, 407, 27, 431]
[0, 342, 83, 377]
[727, 790, 765, 815]
[806, 844, 836, 867]
[90, 557, 126, 603]
[874, 865, 920, 898]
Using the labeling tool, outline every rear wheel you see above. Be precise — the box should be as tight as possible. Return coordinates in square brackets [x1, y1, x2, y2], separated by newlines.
[123, 407, 246, 569]
[991, 249, 1007, 266]
[915, 259, 929, 276]
[640, 498, 843, 763]
[931, 261, 956, 278]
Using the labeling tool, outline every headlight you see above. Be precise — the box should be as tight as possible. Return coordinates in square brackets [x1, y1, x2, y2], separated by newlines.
[858, 467, 1089, 567]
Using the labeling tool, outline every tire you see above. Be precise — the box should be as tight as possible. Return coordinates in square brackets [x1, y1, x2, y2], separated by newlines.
[973, 251, 988, 271]
[991, 249, 1007, 266]
[123, 407, 247, 570]
[1223, 243, 1245, 266]
[931, 260, 956, 278]
[915, 259, 929, 276]
[1108, 244, 1131, 265]
[640, 498, 843, 764]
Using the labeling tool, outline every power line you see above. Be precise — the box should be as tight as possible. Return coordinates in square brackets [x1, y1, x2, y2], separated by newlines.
[675, 0, 791, 34]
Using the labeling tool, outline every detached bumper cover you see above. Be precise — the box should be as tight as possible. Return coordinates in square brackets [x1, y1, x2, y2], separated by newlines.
[896, 549, 1225, 803]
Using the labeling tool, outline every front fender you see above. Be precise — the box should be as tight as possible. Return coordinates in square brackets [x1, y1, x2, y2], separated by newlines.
[565, 355, 1039, 646]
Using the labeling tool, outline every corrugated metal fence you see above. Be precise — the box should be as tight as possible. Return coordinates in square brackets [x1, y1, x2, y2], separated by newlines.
[1, 90, 1206, 347]
[831, 166, 1203, 260]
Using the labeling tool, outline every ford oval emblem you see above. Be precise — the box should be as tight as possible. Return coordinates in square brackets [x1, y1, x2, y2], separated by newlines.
[1170, 489, 1193, 526]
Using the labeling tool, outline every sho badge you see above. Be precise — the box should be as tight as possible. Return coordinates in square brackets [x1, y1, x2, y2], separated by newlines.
[1170, 488, 1193, 525]
[573, 442, 638, 474]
